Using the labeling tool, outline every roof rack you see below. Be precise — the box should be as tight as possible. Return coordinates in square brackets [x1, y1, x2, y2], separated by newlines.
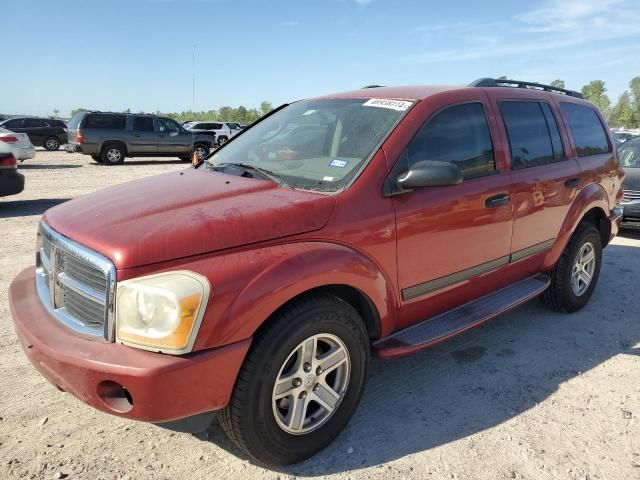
[469, 78, 583, 99]
[362, 85, 385, 89]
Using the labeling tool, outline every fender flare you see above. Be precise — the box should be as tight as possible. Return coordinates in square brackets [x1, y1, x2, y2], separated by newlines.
[197, 242, 398, 348]
[542, 182, 609, 269]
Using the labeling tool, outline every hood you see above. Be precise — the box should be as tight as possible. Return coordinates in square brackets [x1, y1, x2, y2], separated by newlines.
[623, 166, 640, 191]
[44, 168, 335, 269]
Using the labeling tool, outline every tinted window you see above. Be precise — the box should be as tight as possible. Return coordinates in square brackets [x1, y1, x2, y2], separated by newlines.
[500, 101, 562, 169]
[133, 116, 155, 132]
[193, 123, 205, 129]
[560, 103, 610, 157]
[406, 103, 495, 179]
[3, 119, 23, 128]
[25, 118, 45, 128]
[211, 123, 223, 130]
[83, 114, 126, 130]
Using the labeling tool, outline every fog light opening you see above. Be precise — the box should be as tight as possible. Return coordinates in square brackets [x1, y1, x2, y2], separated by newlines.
[97, 380, 134, 413]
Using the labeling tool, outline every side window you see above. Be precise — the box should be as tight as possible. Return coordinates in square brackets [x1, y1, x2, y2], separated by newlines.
[133, 117, 155, 132]
[499, 101, 562, 170]
[84, 114, 126, 129]
[212, 123, 223, 130]
[539, 103, 564, 161]
[25, 118, 43, 128]
[4, 119, 23, 128]
[406, 103, 495, 179]
[560, 103, 610, 157]
[157, 118, 180, 133]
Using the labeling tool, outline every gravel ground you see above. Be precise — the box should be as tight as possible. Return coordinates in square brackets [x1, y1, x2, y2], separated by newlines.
[1, 150, 639, 480]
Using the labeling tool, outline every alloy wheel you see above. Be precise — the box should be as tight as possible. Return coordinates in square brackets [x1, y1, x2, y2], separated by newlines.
[571, 241, 596, 296]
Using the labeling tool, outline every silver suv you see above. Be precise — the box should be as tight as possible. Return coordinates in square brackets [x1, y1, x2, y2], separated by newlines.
[185, 121, 241, 145]
[66, 112, 216, 165]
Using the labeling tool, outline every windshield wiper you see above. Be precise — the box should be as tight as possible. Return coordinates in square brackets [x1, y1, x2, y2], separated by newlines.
[208, 162, 290, 188]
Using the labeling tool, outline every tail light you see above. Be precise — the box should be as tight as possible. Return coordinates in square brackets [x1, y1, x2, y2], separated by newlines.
[76, 131, 84, 144]
[0, 136, 18, 144]
[0, 153, 18, 169]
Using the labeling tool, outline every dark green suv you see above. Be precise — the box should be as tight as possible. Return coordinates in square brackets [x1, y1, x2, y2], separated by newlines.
[66, 112, 215, 165]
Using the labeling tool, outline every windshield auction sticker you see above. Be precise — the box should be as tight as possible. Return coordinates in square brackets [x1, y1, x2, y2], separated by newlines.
[363, 98, 413, 111]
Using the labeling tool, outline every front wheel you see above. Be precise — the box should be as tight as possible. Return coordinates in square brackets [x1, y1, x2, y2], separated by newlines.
[193, 144, 209, 162]
[217, 136, 228, 146]
[543, 223, 602, 312]
[218, 294, 369, 466]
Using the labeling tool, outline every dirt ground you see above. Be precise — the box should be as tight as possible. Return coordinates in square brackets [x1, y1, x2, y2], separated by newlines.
[1, 150, 639, 480]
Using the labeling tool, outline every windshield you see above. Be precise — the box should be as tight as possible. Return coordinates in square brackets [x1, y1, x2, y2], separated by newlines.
[200, 98, 413, 192]
[619, 140, 640, 168]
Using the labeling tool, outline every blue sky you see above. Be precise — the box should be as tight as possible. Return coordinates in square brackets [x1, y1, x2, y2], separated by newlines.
[2, 0, 639, 117]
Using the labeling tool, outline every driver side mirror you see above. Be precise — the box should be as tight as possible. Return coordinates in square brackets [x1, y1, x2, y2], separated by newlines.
[396, 160, 463, 190]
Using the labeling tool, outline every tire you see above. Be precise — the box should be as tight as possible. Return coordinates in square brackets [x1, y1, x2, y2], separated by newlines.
[193, 143, 209, 162]
[543, 222, 602, 313]
[90, 154, 103, 163]
[101, 143, 125, 165]
[44, 137, 60, 151]
[218, 293, 369, 466]
[217, 136, 228, 146]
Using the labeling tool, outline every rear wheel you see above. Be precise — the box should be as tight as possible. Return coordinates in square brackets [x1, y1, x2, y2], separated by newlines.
[101, 143, 125, 165]
[193, 143, 209, 162]
[44, 137, 60, 151]
[218, 294, 369, 466]
[217, 136, 228, 146]
[543, 223, 602, 312]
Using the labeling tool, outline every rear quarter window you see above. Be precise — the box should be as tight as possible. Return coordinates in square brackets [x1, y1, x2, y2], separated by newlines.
[83, 114, 127, 130]
[560, 103, 610, 157]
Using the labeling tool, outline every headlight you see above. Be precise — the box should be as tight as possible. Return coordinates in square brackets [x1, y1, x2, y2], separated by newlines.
[116, 271, 210, 354]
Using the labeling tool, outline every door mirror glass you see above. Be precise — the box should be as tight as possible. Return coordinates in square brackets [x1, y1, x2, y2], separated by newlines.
[397, 160, 463, 190]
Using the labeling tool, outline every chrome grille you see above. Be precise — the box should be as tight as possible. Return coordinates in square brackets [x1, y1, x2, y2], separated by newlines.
[623, 189, 640, 202]
[35, 222, 116, 341]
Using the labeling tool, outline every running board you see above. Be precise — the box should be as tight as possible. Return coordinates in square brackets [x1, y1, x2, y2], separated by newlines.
[374, 274, 550, 359]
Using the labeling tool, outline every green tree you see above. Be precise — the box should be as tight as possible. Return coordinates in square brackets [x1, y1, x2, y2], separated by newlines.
[550, 79, 565, 89]
[609, 92, 637, 128]
[580, 80, 611, 117]
[70, 108, 88, 117]
[629, 76, 640, 121]
[260, 101, 273, 116]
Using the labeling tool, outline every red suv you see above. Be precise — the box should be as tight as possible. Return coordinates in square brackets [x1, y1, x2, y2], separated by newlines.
[9, 78, 624, 465]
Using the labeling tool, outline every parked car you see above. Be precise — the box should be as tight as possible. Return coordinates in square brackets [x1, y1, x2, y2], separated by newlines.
[0, 117, 67, 151]
[65, 112, 216, 164]
[186, 121, 241, 145]
[618, 137, 640, 229]
[0, 127, 36, 162]
[613, 130, 640, 146]
[0, 142, 25, 197]
[9, 78, 624, 466]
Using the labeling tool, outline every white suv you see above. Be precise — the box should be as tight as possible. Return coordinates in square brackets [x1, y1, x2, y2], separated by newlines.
[186, 121, 241, 145]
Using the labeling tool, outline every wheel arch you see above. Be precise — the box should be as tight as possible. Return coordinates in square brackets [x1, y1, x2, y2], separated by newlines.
[100, 140, 128, 156]
[543, 183, 610, 270]
[193, 242, 398, 350]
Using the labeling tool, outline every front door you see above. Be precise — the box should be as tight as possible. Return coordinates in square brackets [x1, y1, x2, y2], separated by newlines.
[156, 117, 192, 155]
[393, 98, 514, 328]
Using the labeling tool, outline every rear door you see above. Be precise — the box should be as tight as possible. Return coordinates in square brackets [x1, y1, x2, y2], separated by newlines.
[24, 118, 49, 146]
[129, 116, 157, 154]
[487, 91, 581, 269]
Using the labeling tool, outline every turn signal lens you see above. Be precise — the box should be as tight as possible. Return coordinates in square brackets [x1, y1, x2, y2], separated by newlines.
[115, 271, 210, 354]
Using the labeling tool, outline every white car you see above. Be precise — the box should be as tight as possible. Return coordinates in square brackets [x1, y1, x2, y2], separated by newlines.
[0, 127, 35, 161]
[186, 121, 241, 145]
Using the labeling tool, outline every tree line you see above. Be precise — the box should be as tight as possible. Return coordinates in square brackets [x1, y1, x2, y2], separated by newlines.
[69, 101, 274, 125]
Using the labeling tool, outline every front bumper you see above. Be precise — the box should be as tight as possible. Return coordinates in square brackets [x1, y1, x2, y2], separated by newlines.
[9, 267, 251, 423]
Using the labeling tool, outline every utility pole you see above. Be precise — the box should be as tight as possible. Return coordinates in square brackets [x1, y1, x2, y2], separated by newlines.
[192, 45, 196, 112]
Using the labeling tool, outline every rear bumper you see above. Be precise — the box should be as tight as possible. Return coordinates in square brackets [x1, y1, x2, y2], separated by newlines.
[9, 267, 251, 423]
[0, 171, 25, 197]
[17, 145, 36, 160]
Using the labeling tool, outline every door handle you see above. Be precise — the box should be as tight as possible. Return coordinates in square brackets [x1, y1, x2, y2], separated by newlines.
[485, 193, 511, 208]
[564, 177, 580, 188]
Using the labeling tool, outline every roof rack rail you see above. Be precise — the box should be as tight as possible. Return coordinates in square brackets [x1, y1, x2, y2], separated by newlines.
[468, 77, 583, 99]
[362, 85, 385, 89]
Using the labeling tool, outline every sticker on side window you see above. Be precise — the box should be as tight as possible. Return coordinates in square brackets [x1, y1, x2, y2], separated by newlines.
[363, 98, 413, 111]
